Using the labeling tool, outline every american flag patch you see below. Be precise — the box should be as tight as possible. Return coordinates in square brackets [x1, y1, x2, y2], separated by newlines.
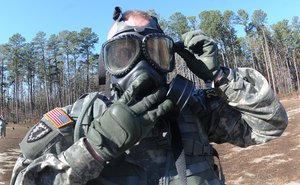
[45, 108, 73, 128]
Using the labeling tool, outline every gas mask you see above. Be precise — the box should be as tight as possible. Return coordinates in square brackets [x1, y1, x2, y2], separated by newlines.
[99, 7, 199, 113]
[100, 9, 175, 96]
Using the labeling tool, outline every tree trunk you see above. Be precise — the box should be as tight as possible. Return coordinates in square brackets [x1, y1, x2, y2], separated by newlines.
[261, 42, 270, 83]
[262, 29, 276, 94]
[292, 49, 300, 92]
[86, 49, 90, 91]
[0, 57, 4, 114]
[14, 69, 19, 124]
[43, 57, 50, 111]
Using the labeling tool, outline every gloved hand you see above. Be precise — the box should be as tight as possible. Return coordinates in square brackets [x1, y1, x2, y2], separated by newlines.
[86, 74, 174, 161]
[174, 30, 220, 82]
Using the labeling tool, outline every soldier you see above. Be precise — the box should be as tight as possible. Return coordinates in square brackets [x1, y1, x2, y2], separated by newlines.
[11, 7, 288, 185]
[0, 114, 7, 139]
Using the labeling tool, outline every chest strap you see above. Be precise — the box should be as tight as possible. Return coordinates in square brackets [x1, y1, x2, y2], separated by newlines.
[182, 139, 214, 156]
[182, 139, 225, 184]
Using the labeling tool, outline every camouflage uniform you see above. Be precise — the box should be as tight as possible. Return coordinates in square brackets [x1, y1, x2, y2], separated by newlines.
[10, 67, 288, 185]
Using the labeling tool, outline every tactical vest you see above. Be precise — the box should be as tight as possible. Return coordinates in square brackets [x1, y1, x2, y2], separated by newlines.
[76, 91, 226, 185]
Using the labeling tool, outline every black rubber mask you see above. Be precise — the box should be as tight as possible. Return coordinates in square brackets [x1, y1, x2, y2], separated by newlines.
[103, 13, 175, 94]
[111, 60, 168, 95]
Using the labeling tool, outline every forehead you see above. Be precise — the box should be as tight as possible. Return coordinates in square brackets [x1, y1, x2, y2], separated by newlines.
[125, 15, 150, 26]
[107, 15, 150, 40]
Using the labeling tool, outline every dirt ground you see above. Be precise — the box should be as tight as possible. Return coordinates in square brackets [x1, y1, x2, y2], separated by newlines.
[214, 95, 300, 185]
[0, 95, 300, 185]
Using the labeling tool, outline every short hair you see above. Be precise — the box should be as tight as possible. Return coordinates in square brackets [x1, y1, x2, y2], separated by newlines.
[122, 10, 151, 21]
[107, 10, 151, 39]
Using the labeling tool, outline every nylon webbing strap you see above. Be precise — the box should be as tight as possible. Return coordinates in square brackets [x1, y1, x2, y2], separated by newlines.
[169, 117, 187, 185]
[99, 52, 106, 85]
[74, 92, 100, 142]
[212, 148, 226, 184]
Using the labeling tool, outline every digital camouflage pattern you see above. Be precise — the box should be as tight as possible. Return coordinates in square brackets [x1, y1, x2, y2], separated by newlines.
[10, 67, 288, 185]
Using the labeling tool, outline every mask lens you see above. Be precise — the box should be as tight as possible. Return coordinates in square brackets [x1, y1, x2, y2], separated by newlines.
[103, 37, 141, 75]
[146, 36, 174, 71]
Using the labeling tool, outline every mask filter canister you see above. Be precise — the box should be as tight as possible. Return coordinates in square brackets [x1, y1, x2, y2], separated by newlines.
[166, 75, 194, 112]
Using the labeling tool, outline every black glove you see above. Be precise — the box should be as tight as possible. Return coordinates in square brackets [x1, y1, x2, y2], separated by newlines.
[175, 30, 220, 82]
[86, 74, 174, 160]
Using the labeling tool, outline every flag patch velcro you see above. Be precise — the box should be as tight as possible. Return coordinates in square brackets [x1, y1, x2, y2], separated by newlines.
[45, 108, 73, 128]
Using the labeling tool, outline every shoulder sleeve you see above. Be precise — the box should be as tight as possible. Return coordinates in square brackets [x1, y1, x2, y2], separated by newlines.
[208, 67, 288, 146]
[11, 92, 110, 185]
[19, 107, 74, 159]
[19, 92, 110, 160]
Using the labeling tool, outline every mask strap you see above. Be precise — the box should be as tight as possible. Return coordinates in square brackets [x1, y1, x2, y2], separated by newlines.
[150, 16, 164, 33]
[98, 51, 106, 85]
[98, 51, 112, 99]
[113, 6, 123, 21]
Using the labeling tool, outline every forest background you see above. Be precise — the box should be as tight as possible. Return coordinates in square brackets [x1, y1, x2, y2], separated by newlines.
[1, 8, 300, 124]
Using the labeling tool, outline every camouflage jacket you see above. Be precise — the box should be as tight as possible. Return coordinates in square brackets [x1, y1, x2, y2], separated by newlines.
[10, 67, 288, 185]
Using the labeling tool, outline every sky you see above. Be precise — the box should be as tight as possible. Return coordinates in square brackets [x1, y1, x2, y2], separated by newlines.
[1, 0, 299, 52]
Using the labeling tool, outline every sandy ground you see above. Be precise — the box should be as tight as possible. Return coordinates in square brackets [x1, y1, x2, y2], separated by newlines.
[0, 96, 299, 185]
[0, 126, 29, 185]
[214, 96, 300, 185]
